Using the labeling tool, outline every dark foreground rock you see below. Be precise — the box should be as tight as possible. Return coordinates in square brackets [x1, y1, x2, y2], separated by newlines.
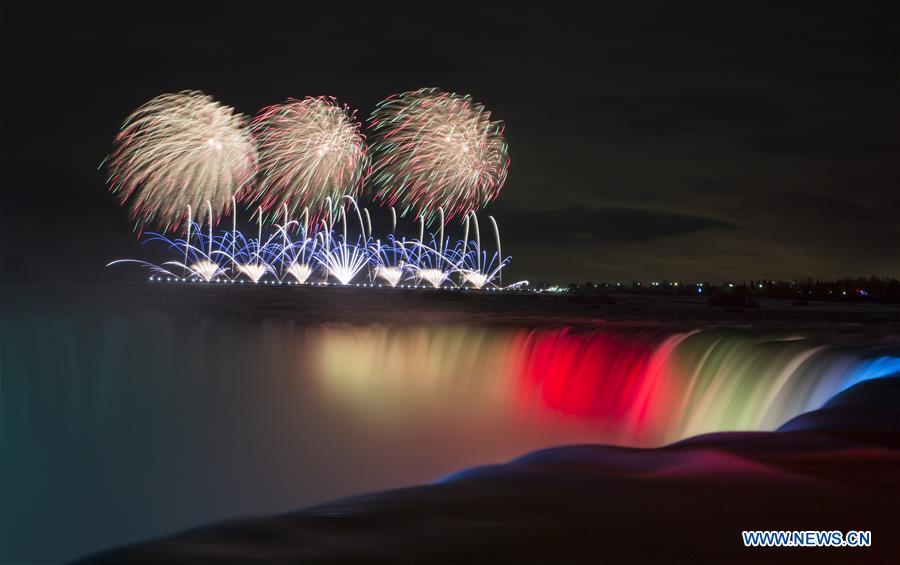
[79, 378, 900, 564]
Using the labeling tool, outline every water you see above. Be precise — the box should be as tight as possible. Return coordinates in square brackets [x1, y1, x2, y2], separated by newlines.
[2, 286, 899, 563]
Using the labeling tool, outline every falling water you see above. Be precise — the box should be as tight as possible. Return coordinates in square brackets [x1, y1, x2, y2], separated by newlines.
[314, 324, 900, 446]
[3, 303, 899, 563]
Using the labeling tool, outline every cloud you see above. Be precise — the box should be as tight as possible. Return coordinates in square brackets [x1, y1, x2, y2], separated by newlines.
[490, 206, 734, 247]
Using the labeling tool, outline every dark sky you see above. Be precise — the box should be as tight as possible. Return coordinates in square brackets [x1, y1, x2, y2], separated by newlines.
[2, 1, 898, 283]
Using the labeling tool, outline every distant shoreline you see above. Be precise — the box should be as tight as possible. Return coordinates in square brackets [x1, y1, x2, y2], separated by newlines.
[4, 280, 900, 330]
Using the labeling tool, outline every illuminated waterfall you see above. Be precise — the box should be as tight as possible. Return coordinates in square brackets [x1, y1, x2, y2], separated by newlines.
[314, 325, 900, 447]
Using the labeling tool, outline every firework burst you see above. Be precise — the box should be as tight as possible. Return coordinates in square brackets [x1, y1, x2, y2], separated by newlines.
[106, 91, 258, 231]
[368, 88, 509, 221]
[106, 200, 524, 289]
[246, 97, 368, 222]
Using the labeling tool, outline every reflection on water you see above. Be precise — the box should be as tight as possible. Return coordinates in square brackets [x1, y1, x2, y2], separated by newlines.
[2, 308, 899, 563]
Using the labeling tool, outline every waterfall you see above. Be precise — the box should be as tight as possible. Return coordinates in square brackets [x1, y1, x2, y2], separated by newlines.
[315, 325, 900, 446]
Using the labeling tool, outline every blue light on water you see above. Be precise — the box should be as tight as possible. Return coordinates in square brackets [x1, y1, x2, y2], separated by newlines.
[839, 356, 900, 392]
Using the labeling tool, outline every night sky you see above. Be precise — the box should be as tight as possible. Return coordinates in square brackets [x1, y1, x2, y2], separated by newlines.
[2, 1, 897, 283]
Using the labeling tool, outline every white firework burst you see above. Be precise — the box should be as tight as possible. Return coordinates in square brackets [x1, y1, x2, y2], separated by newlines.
[106, 90, 258, 231]
[286, 262, 314, 283]
[368, 88, 509, 221]
[247, 97, 368, 222]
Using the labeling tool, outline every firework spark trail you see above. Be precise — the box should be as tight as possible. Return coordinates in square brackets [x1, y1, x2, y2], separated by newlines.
[105, 91, 258, 231]
[103, 88, 518, 286]
[368, 88, 510, 222]
[317, 234, 372, 286]
[489, 215, 502, 287]
[247, 97, 369, 223]
[108, 198, 521, 289]
[406, 236, 464, 289]
[371, 236, 411, 287]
